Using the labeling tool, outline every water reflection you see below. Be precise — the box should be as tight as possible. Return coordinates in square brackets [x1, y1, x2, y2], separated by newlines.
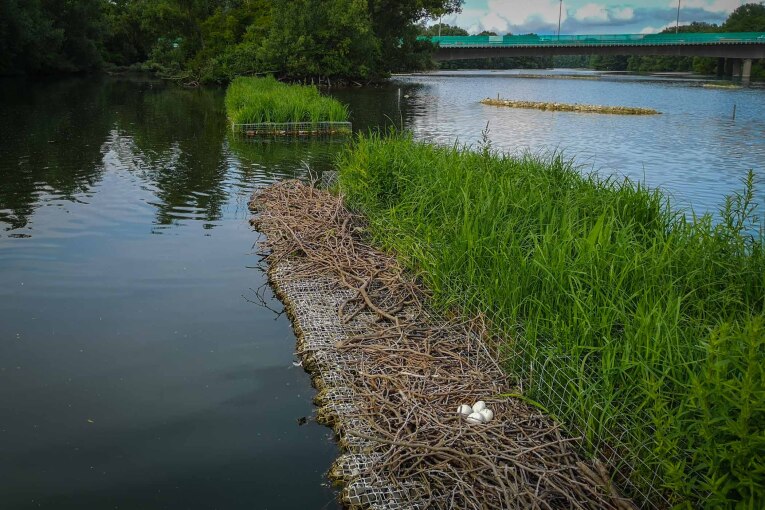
[331, 82, 425, 134]
[0, 76, 342, 510]
[227, 136, 343, 180]
[0, 78, 113, 230]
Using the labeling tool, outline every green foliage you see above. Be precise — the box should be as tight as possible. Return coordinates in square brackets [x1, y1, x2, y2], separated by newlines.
[553, 55, 591, 68]
[723, 3, 765, 32]
[589, 54, 629, 71]
[224, 76, 349, 124]
[627, 23, 718, 74]
[440, 56, 552, 70]
[421, 23, 468, 36]
[260, 0, 380, 81]
[370, 0, 462, 72]
[0, 0, 57, 74]
[337, 132, 765, 508]
[2, 0, 462, 78]
[0, 0, 105, 74]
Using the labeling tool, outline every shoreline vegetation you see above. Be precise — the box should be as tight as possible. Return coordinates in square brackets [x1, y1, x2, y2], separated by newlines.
[336, 132, 765, 508]
[480, 98, 660, 115]
[3, 3, 763, 84]
[224, 77, 351, 136]
[251, 180, 630, 509]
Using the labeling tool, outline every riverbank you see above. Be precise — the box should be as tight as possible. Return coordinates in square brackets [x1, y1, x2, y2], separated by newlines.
[336, 132, 765, 508]
[250, 180, 628, 509]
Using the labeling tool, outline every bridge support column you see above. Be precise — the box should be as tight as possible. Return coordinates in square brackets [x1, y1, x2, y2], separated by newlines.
[732, 59, 742, 81]
[717, 57, 725, 77]
[724, 58, 734, 77]
[742, 59, 753, 87]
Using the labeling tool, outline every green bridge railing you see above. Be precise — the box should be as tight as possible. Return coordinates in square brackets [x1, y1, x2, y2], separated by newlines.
[421, 32, 765, 48]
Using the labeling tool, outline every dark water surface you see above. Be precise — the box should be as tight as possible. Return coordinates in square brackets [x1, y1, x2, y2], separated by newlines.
[1, 72, 763, 509]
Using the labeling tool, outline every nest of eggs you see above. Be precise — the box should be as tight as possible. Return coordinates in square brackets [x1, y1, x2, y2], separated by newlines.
[250, 180, 634, 510]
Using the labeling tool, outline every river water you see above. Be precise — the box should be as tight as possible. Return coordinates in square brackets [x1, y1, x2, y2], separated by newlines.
[0, 71, 763, 509]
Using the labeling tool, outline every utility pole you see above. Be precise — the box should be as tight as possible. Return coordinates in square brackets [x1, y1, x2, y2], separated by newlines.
[558, 1, 562, 40]
[439, 14, 442, 38]
[675, 0, 681, 34]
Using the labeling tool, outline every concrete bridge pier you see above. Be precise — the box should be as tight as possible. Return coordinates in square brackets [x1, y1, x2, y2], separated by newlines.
[724, 58, 734, 77]
[742, 58, 753, 86]
[732, 59, 742, 81]
[717, 57, 725, 77]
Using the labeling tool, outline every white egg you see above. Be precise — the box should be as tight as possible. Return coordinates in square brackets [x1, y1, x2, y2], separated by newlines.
[466, 412, 485, 424]
[479, 409, 494, 422]
[472, 400, 486, 413]
[457, 404, 473, 416]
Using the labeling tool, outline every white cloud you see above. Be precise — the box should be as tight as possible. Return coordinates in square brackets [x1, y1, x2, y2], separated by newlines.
[612, 7, 634, 21]
[480, 11, 515, 33]
[442, 0, 738, 36]
[668, 0, 743, 13]
[574, 3, 609, 22]
[573, 4, 635, 23]
[476, 0, 568, 34]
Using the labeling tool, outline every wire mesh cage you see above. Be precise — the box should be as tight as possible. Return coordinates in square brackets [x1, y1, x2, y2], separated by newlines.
[232, 121, 352, 137]
[252, 181, 641, 510]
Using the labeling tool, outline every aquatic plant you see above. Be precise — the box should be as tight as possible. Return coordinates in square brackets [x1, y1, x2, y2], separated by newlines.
[337, 131, 765, 508]
[225, 76, 349, 127]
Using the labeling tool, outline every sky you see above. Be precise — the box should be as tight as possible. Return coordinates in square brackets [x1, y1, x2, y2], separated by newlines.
[435, 0, 750, 35]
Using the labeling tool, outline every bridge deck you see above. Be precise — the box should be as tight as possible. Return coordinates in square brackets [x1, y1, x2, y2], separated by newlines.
[422, 32, 765, 49]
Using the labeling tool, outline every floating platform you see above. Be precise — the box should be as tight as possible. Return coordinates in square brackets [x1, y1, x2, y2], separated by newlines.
[480, 98, 660, 115]
[232, 121, 352, 137]
[250, 180, 631, 510]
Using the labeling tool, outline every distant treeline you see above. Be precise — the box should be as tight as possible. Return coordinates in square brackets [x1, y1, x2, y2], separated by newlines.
[428, 4, 765, 80]
[0, 0, 462, 82]
[2, 1, 762, 82]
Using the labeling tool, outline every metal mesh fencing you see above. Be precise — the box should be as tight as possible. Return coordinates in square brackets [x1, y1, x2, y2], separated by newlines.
[252, 180, 635, 510]
[232, 121, 352, 136]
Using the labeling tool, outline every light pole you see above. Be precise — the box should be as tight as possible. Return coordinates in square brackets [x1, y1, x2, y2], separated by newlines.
[558, 0, 562, 40]
[675, 0, 681, 34]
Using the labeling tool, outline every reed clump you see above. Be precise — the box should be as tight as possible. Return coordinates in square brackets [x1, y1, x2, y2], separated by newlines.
[225, 76, 349, 128]
[337, 131, 765, 508]
[481, 98, 660, 115]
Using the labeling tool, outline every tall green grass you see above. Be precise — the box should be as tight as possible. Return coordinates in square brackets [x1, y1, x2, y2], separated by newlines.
[225, 76, 349, 125]
[337, 131, 765, 508]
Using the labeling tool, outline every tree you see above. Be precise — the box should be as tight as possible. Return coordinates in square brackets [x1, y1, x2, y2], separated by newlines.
[0, 0, 57, 74]
[589, 54, 629, 71]
[368, 0, 463, 71]
[421, 23, 468, 36]
[261, 0, 380, 80]
[40, 0, 107, 72]
[723, 3, 765, 31]
[0, 0, 106, 74]
[620, 22, 717, 74]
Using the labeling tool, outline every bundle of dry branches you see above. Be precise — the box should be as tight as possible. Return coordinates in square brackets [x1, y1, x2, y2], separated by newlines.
[250, 180, 634, 510]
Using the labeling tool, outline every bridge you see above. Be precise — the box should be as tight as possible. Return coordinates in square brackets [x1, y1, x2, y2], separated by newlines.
[422, 32, 765, 85]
